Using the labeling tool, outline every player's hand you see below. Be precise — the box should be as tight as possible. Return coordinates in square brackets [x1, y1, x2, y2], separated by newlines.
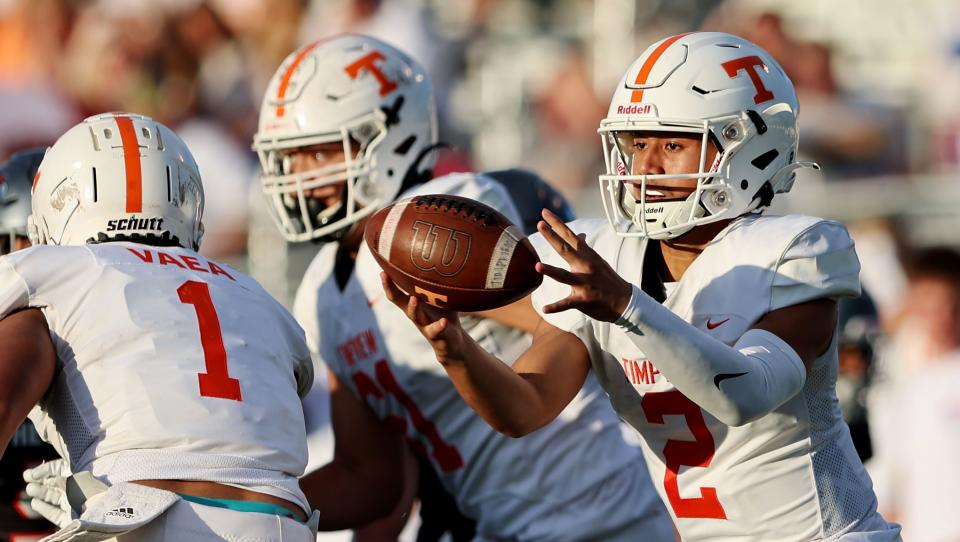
[23, 458, 109, 529]
[536, 209, 633, 322]
[23, 459, 73, 528]
[380, 272, 470, 365]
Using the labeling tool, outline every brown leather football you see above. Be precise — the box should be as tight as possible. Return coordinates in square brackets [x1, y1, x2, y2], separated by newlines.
[364, 194, 542, 311]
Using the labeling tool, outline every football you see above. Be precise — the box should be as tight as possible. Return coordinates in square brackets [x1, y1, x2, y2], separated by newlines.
[364, 194, 542, 312]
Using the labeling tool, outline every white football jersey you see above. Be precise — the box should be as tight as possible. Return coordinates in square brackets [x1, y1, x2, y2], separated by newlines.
[295, 173, 669, 541]
[532, 214, 899, 541]
[0, 243, 313, 512]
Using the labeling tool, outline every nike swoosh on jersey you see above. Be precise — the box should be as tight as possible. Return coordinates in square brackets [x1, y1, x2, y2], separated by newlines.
[713, 371, 748, 388]
[706, 318, 730, 330]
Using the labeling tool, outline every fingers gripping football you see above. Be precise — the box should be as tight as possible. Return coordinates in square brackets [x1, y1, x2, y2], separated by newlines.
[380, 272, 468, 365]
[536, 209, 633, 322]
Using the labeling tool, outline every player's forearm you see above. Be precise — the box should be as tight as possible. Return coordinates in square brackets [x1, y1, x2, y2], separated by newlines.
[440, 338, 553, 437]
[0, 406, 17, 456]
[0, 309, 57, 457]
[302, 460, 403, 530]
[616, 284, 806, 426]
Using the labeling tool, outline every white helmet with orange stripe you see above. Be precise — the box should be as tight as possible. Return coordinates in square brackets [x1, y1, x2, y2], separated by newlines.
[253, 34, 437, 243]
[598, 32, 818, 240]
[30, 112, 205, 250]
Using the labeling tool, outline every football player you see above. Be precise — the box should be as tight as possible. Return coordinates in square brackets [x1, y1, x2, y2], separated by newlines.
[253, 34, 674, 541]
[0, 112, 401, 541]
[383, 32, 903, 541]
[0, 148, 57, 541]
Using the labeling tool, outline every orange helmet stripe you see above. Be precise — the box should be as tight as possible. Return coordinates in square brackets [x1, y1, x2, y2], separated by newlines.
[630, 32, 694, 103]
[275, 41, 321, 118]
[115, 116, 143, 213]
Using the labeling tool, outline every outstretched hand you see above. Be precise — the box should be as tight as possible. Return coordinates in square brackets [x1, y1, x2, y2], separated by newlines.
[380, 273, 469, 365]
[536, 209, 633, 323]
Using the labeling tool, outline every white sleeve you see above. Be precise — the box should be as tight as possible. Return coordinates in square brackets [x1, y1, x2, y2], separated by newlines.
[0, 257, 31, 318]
[617, 284, 806, 426]
[771, 220, 861, 310]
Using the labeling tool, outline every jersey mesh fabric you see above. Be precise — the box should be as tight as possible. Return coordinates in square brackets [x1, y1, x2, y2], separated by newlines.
[804, 351, 882, 538]
[37, 380, 95, 466]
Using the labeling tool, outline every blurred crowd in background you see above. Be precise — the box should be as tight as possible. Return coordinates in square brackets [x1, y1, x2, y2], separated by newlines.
[3, 0, 960, 539]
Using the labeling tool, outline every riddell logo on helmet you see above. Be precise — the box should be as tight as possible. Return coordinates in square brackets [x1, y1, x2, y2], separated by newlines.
[616, 103, 654, 115]
[106, 217, 164, 232]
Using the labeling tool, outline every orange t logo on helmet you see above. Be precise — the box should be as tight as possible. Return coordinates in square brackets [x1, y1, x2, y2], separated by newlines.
[721, 55, 775, 104]
[344, 51, 399, 96]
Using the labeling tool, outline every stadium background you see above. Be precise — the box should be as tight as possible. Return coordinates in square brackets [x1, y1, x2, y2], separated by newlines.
[2, 0, 958, 539]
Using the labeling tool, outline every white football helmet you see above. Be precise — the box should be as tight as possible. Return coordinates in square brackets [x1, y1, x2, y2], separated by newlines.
[30, 112, 204, 249]
[598, 32, 818, 239]
[253, 34, 438, 242]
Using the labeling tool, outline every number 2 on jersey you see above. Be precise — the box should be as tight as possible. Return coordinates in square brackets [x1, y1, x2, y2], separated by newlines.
[178, 280, 243, 401]
[642, 390, 726, 519]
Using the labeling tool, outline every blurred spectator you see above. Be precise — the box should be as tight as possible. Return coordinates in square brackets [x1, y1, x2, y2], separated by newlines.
[526, 44, 607, 200]
[0, 0, 73, 85]
[790, 40, 907, 179]
[705, 11, 907, 180]
[836, 292, 881, 461]
[868, 247, 960, 541]
[920, 0, 960, 172]
[0, 0, 78, 157]
[847, 219, 911, 331]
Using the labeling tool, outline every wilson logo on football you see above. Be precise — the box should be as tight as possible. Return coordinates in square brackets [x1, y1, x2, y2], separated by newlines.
[409, 220, 471, 277]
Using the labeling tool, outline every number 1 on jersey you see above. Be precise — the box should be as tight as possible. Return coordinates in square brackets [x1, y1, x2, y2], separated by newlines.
[178, 280, 243, 401]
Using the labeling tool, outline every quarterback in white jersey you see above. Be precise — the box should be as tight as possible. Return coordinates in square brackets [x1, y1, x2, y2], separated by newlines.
[383, 32, 902, 541]
[0, 113, 320, 541]
[254, 34, 674, 541]
[298, 172, 670, 541]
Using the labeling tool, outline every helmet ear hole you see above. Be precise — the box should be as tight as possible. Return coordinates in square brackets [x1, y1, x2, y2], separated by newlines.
[750, 149, 779, 171]
[745, 110, 768, 135]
